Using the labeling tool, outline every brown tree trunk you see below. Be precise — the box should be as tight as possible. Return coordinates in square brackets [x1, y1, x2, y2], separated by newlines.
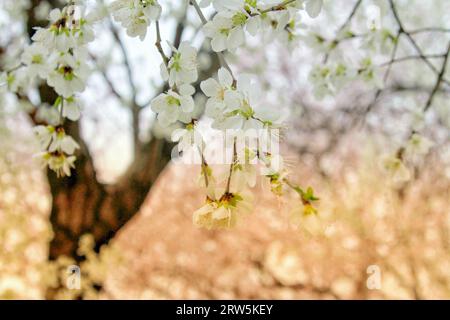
[47, 124, 173, 260]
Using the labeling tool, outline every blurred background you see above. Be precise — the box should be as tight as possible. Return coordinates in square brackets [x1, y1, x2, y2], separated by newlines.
[0, 0, 449, 299]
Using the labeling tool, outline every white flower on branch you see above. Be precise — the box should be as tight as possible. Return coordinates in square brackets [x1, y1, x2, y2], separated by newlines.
[61, 96, 82, 122]
[47, 50, 90, 98]
[171, 123, 204, 155]
[210, 74, 282, 130]
[48, 131, 80, 155]
[34, 125, 79, 155]
[382, 156, 411, 184]
[34, 125, 55, 150]
[32, 8, 77, 52]
[33, 124, 79, 177]
[21, 43, 54, 79]
[110, 0, 162, 40]
[203, 13, 245, 52]
[308, 63, 355, 99]
[193, 191, 253, 229]
[405, 134, 434, 158]
[151, 84, 195, 127]
[230, 162, 258, 191]
[161, 41, 198, 87]
[4, 67, 30, 93]
[39, 152, 77, 178]
[290, 202, 322, 235]
[201, 67, 240, 118]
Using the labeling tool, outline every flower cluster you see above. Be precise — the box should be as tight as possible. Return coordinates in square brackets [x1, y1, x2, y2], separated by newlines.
[193, 191, 253, 229]
[5, 4, 92, 97]
[202, 68, 282, 130]
[110, 0, 162, 40]
[151, 42, 198, 128]
[201, 0, 324, 52]
[382, 133, 434, 185]
[193, 64, 319, 228]
[6, 3, 98, 177]
[308, 57, 385, 99]
[30, 3, 94, 176]
[34, 124, 79, 177]
[144, 0, 323, 229]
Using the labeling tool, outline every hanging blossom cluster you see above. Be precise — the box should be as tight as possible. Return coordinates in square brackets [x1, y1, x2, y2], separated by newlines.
[0, 0, 323, 228]
[151, 41, 198, 127]
[110, 0, 162, 40]
[1, 1, 100, 177]
[143, 0, 323, 230]
[201, 0, 323, 51]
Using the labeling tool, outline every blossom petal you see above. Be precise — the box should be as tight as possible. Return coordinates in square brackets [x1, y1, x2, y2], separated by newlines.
[200, 78, 221, 97]
[218, 67, 233, 87]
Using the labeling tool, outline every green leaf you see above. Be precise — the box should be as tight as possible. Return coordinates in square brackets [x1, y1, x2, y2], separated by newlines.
[53, 96, 62, 107]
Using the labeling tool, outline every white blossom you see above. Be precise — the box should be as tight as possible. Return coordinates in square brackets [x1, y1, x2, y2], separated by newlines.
[405, 133, 434, 157]
[110, 0, 162, 40]
[382, 156, 411, 184]
[171, 124, 204, 155]
[34, 125, 55, 150]
[48, 130, 80, 155]
[305, 0, 323, 18]
[47, 51, 89, 98]
[203, 13, 245, 52]
[5, 67, 30, 93]
[40, 152, 77, 177]
[151, 84, 195, 127]
[193, 191, 252, 229]
[211, 74, 281, 130]
[200, 67, 239, 118]
[32, 9, 76, 52]
[290, 203, 322, 235]
[308, 63, 354, 99]
[34, 125, 79, 155]
[21, 43, 53, 79]
[61, 96, 82, 121]
[161, 42, 198, 87]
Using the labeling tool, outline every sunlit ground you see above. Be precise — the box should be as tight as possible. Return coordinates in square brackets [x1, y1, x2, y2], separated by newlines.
[1, 135, 449, 300]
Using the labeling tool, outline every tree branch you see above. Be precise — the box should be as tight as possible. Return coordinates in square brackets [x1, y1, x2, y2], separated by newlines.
[189, 0, 234, 77]
[389, 0, 450, 86]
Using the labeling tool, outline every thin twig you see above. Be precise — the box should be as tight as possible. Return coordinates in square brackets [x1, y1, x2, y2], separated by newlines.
[259, 0, 297, 14]
[382, 31, 401, 82]
[189, 0, 234, 77]
[59, 97, 64, 125]
[395, 41, 450, 161]
[90, 52, 130, 107]
[155, 21, 169, 66]
[109, 18, 138, 103]
[408, 27, 450, 35]
[324, 0, 362, 63]
[389, 0, 450, 86]
[422, 42, 450, 113]
[336, 0, 362, 35]
[378, 53, 447, 68]
[225, 137, 237, 193]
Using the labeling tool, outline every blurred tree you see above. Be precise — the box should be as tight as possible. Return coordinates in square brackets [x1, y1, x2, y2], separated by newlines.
[1, 0, 449, 299]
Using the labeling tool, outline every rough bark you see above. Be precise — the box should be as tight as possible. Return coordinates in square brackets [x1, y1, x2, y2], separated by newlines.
[47, 128, 173, 260]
